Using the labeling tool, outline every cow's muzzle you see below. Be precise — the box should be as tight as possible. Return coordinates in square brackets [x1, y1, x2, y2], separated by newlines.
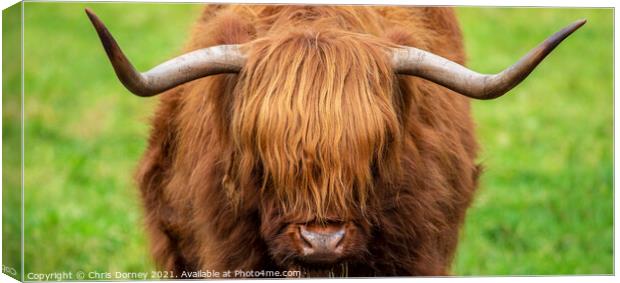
[298, 222, 346, 264]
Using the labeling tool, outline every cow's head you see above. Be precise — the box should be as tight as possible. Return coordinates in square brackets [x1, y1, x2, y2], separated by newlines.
[230, 29, 402, 272]
[86, 9, 584, 275]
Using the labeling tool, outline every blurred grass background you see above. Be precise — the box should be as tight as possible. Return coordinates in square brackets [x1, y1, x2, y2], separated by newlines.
[455, 7, 612, 275]
[6, 2, 612, 277]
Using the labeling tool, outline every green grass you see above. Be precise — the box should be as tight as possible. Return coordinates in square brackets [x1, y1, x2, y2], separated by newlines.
[454, 8, 613, 275]
[9, 3, 612, 277]
[21, 2, 201, 275]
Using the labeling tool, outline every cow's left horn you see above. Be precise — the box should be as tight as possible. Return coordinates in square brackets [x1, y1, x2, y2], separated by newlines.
[85, 8, 245, 97]
[392, 19, 586, 100]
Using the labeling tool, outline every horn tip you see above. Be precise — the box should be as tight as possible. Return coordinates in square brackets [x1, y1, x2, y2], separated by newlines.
[84, 7, 113, 50]
[566, 19, 587, 34]
[84, 8, 101, 27]
[84, 8, 95, 19]
[547, 18, 587, 46]
[574, 18, 587, 28]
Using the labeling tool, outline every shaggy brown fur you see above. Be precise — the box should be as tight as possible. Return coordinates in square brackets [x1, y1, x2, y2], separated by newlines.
[136, 5, 480, 277]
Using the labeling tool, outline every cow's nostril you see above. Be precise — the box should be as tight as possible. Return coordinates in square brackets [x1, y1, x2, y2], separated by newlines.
[298, 223, 346, 261]
[300, 229, 314, 249]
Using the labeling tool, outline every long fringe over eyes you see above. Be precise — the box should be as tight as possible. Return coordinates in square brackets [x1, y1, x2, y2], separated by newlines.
[228, 29, 402, 220]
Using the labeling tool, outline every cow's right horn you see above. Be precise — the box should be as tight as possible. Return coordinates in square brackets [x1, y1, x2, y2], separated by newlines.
[85, 8, 246, 97]
[392, 19, 586, 100]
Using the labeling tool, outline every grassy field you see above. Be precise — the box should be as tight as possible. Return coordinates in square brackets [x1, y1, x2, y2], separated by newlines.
[5, 2, 613, 277]
[454, 7, 613, 275]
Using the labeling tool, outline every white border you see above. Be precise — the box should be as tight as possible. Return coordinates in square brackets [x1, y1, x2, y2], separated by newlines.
[0, 1, 617, 283]
[0, 0, 617, 9]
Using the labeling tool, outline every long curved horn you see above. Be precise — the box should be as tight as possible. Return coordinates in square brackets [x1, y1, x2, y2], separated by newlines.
[392, 19, 586, 100]
[85, 8, 245, 97]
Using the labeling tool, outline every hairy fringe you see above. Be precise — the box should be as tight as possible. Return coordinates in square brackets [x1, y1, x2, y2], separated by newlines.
[227, 28, 402, 220]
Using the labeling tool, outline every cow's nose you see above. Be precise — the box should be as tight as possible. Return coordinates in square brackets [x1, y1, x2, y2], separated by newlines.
[298, 223, 345, 263]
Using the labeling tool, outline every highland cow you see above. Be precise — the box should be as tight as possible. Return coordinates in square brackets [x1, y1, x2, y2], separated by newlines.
[86, 5, 584, 277]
